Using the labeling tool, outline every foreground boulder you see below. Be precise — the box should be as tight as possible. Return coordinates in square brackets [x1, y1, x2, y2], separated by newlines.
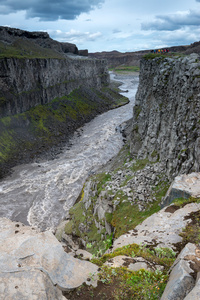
[0, 218, 98, 299]
[161, 243, 200, 300]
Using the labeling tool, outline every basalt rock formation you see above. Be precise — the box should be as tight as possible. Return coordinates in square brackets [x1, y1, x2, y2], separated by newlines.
[131, 53, 200, 178]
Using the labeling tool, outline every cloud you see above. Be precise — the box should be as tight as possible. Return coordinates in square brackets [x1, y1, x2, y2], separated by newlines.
[49, 29, 102, 45]
[142, 10, 200, 31]
[0, 0, 105, 21]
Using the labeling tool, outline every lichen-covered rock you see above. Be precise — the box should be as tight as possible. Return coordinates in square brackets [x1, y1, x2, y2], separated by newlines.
[112, 202, 200, 251]
[0, 218, 98, 299]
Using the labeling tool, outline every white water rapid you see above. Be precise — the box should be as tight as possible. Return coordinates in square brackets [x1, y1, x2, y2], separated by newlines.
[0, 73, 139, 231]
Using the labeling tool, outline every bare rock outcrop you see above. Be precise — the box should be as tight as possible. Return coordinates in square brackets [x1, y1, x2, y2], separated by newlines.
[0, 218, 98, 299]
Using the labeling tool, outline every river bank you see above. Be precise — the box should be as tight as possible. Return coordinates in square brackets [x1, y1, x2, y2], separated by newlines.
[0, 73, 139, 231]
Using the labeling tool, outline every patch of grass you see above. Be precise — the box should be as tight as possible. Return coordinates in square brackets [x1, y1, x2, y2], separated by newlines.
[92, 243, 176, 270]
[130, 158, 150, 172]
[152, 180, 170, 202]
[173, 197, 200, 208]
[96, 173, 112, 194]
[133, 105, 142, 120]
[180, 210, 200, 245]
[0, 39, 64, 59]
[110, 65, 140, 73]
[97, 266, 168, 300]
[110, 199, 161, 239]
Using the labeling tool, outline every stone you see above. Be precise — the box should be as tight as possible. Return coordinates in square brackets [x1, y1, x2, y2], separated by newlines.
[0, 218, 99, 299]
[104, 255, 163, 272]
[76, 249, 93, 260]
[112, 203, 200, 251]
[162, 173, 200, 207]
[184, 273, 200, 300]
[130, 55, 200, 176]
[161, 259, 195, 300]
[161, 243, 199, 300]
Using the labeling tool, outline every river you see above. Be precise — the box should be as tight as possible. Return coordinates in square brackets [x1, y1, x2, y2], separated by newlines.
[0, 73, 139, 231]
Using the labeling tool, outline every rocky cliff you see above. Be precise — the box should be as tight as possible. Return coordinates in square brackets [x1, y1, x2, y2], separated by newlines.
[0, 27, 129, 178]
[0, 57, 109, 117]
[89, 41, 200, 68]
[131, 53, 200, 178]
[0, 27, 109, 118]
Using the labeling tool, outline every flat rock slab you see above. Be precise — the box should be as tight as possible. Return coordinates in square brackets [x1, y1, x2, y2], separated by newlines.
[113, 203, 200, 251]
[162, 172, 200, 207]
[0, 218, 98, 299]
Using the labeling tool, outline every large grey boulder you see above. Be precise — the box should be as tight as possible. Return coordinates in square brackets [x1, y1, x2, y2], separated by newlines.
[162, 172, 200, 207]
[113, 202, 200, 251]
[0, 218, 98, 299]
[161, 243, 200, 300]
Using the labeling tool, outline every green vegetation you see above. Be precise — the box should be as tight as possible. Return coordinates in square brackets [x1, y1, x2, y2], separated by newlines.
[179, 208, 200, 246]
[92, 243, 176, 269]
[109, 65, 140, 73]
[0, 39, 64, 59]
[173, 196, 200, 208]
[170, 197, 200, 247]
[143, 52, 186, 60]
[0, 86, 128, 172]
[76, 243, 176, 300]
[134, 105, 142, 120]
[97, 266, 168, 299]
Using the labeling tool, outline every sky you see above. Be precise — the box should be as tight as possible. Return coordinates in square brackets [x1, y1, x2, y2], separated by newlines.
[0, 0, 200, 53]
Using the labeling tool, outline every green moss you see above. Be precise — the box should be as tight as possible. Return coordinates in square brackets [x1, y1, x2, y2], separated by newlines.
[134, 105, 142, 120]
[111, 200, 161, 238]
[130, 158, 150, 172]
[152, 180, 170, 202]
[92, 243, 176, 269]
[173, 197, 200, 207]
[110, 65, 140, 73]
[179, 209, 200, 245]
[96, 173, 112, 194]
[0, 130, 15, 161]
[64, 220, 73, 235]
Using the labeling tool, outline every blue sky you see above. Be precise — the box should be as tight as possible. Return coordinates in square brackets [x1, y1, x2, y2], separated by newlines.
[0, 0, 200, 52]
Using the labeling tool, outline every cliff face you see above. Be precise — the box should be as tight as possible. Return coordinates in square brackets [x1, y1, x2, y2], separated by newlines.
[0, 27, 120, 177]
[131, 53, 200, 177]
[0, 57, 109, 117]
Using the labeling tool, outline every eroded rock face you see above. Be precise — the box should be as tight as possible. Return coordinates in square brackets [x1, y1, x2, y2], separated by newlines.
[0, 218, 98, 299]
[131, 54, 200, 177]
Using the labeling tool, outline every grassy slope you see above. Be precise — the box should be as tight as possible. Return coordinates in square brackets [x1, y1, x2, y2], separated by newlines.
[0, 39, 64, 59]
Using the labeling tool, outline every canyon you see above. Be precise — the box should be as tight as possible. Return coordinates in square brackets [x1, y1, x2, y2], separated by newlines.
[1, 26, 200, 299]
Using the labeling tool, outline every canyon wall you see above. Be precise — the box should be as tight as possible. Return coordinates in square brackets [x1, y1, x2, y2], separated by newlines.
[130, 53, 200, 177]
[0, 57, 109, 118]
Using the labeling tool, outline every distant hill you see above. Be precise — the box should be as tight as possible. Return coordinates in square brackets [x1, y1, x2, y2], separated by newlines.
[89, 41, 200, 68]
